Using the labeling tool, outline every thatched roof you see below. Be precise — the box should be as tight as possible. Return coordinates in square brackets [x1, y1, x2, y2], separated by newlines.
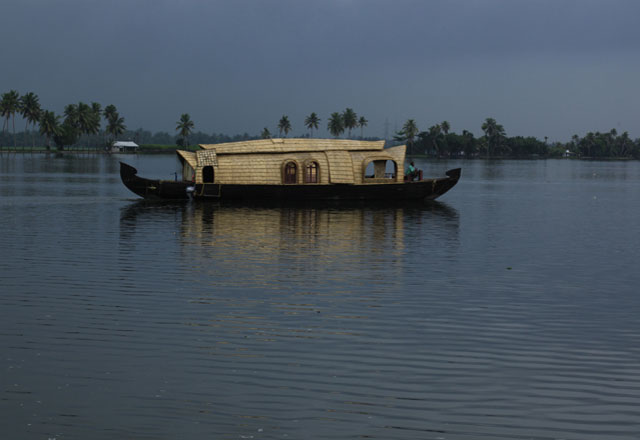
[199, 138, 386, 154]
[176, 150, 197, 169]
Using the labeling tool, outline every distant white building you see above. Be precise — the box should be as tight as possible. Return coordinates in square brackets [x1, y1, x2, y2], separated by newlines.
[112, 141, 139, 153]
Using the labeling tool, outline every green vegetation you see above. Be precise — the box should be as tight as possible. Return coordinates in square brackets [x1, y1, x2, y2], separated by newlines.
[304, 112, 320, 137]
[176, 113, 194, 147]
[2, 88, 640, 158]
[394, 119, 419, 155]
[1, 90, 20, 148]
[327, 112, 344, 138]
[396, 118, 640, 159]
[343, 108, 358, 138]
[20, 92, 41, 149]
[481, 118, 505, 157]
[105, 105, 126, 146]
[0, 90, 129, 151]
[38, 110, 59, 150]
[278, 115, 292, 137]
[358, 116, 368, 139]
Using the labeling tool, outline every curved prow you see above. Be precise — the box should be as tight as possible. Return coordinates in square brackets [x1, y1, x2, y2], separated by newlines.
[445, 168, 461, 180]
[120, 161, 150, 198]
[120, 161, 138, 181]
[428, 167, 462, 200]
[119, 161, 190, 200]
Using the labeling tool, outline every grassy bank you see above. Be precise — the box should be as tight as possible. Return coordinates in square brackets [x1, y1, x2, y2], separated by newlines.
[137, 144, 198, 153]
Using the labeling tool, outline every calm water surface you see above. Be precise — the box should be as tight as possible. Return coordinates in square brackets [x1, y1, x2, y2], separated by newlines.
[1, 153, 640, 439]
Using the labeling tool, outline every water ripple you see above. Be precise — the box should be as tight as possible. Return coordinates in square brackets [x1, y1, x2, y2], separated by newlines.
[2, 156, 640, 439]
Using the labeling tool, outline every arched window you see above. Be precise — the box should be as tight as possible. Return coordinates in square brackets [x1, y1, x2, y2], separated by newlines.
[305, 161, 319, 183]
[284, 162, 297, 184]
[202, 166, 214, 183]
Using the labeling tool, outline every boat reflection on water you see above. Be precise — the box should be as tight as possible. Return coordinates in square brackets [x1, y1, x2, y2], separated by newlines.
[119, 199, 460, 287]
[120, 199, 459, 244]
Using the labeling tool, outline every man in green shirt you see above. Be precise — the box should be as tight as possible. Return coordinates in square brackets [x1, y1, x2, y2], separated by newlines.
[405, 161, 418, 181]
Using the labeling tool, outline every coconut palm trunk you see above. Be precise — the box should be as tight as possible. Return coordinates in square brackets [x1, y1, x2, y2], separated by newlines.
[12, 114, 16, 150]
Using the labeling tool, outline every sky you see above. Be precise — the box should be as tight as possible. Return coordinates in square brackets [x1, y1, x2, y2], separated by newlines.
[2, 0, 640, 142]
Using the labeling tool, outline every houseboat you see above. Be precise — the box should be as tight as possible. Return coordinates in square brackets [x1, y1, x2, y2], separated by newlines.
[119, 138, 460, 201]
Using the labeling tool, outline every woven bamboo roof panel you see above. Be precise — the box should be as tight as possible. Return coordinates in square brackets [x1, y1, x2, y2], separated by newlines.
[196, 149, 218, 166]
[324, 151, 355, 184]
[379, 144, 406, 163]
[199, 138, 385, 154]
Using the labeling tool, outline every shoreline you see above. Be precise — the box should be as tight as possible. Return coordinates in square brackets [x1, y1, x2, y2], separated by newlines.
[0, 145, 199, 154]
[1, 148, 636, 161]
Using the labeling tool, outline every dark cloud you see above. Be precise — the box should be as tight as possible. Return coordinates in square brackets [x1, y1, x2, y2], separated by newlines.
[2, 0, 640, 140]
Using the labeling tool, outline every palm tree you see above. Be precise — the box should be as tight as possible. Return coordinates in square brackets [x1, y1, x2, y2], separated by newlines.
[618, 131, 632, 157]
[102, 104, 117, 146]
[62, 103, 79, 148]
[103, 104, 117, 123]
[481, 117, 506, 157]
[570, 134, 580, 155]
[76, 102, 93, 148]
[88, 102, 102, 148]
[63, 103, 78, 127]
[304, 112, 320, 137]
[428, 124, 442, 155]
[106, 112, 126, 144]
[395, 119, 419, 155]
[461, 129, 476, 156]
[278, 115, 291, 137]
[0, 98, 7, 151]
[91, 102, 102, 118]
[440, 122, 450, 154]
[577, 132, 593, 157]
[358, 116, 368, 139]
[176, 113, 195, 147]
[1, 90, 21, 149]
[342, 108, 358, 138]
[0, 94, 10, 133]
[20, 92, 42, 150]
[261, 127, 271, 139]
[39, 110, 60, 150]
[327, 112, 344, 138]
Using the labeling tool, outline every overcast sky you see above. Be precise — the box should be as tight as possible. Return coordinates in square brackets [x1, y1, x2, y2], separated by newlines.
[2, 0, 639, 141]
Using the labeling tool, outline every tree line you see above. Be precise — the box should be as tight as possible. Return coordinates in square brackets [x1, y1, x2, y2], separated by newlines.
[0, 90, 210, 151]
[261, 108, 369, 140]
[3, 89, 640, 158]
[0, 89, 129, 151]
[394, 118, 640, 159]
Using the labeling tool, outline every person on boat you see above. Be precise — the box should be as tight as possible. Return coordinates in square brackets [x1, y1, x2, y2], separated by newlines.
[405, 161, 419, 181]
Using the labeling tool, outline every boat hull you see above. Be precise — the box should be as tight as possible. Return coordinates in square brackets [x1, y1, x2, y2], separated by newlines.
[120, 162, 460, 201]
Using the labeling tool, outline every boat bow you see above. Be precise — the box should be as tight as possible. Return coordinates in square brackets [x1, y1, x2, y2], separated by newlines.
[120, 162, 189, 200]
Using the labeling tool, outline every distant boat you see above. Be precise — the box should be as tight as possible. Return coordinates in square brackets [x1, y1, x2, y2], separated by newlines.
[120, 138, 460, 201]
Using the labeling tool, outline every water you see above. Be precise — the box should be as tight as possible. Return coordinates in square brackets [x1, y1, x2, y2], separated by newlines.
[2, 153, 640, 439]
